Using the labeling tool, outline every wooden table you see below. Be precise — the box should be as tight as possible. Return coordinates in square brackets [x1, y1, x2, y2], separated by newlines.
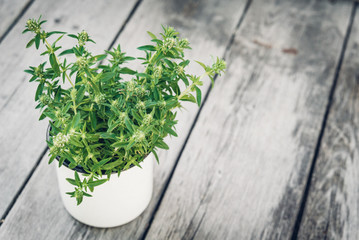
[0, 0, 358, 239]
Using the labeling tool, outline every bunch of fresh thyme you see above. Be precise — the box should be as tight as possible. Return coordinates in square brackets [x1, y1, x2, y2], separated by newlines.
[23, 16, 226, 204]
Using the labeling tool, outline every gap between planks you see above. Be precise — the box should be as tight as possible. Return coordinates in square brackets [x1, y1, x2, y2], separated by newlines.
[0, 0, 143, 227]
[290, 2, 358, 239]
[139, 0, 253, 239]
[0, 0, 35, 44]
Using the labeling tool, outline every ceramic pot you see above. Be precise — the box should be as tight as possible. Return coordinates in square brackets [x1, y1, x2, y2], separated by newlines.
[55, 153, 153, 228]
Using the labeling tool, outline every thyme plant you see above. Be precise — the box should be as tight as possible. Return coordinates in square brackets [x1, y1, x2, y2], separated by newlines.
[23, 16, 226, 204]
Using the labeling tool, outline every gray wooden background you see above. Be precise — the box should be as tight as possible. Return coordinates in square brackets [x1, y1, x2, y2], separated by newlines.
[0, 0, 358, 239]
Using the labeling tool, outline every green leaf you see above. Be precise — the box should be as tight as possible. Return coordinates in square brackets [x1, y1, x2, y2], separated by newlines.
[47, 31, 66, 37]
[70, 138, 83, 147]
[180, 74, 189, 86]
[88, 179, 108, 187]
[124, 56, 136, 61]
[89, 111, 97, 130]
[137, 45, 156, 51]
[72, 112, 81, 128]
[66, 178, 78, 186]
[195, 60, 207, 70]
[155, 140, 169, 150]
[76, 194, 83, 205]
[103, 159, 123, 170]
[93, 158, 112, 170]
[26, 38, 35, 48]
[147, 31, 157, 39]
[35, 34, 40, 49]
[119, 67, 136, 75]
[151, 150, 159, 164]
[135, 73, 149, 78]
[164, 125, 178, 137]
[163, 59, 174, 68]
[76, 85, 86, 104]
[112, 141, 128, 148]
[100, 72, 115, 82]
[124, 117, 134, 133]
[66, 191, 75, 197]
[179, 60, 190, 67]
[59, 48, 74, 56]
[48, 155, 56, 164]
[24, 69, 35, 75]
[126, 140, 136, 150]
[49, 54, 60, 75]
[179, 94, 196, 103]
[67, 34, 78, 39]
[195, 86, 202, 106]
[35, 83, 44, 101]
[74, 171, 81, 186]
[94, 54, 107, 61]
[100, 132, 116, 139]
[83, 192, 92, 197]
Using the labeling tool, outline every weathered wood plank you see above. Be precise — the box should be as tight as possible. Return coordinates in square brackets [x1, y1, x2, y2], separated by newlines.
[0, 0, 32, 40]
[144, 0, 353, 239]
[0, 0, 248, 239]
[298, 7, 359, 240]
[0, 0, 139, 218]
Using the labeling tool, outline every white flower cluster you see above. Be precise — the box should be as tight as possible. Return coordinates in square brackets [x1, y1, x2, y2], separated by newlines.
[53, 133, 69, 148]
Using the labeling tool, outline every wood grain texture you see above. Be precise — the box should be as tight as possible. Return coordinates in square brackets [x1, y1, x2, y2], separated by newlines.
[0, 0, 31, 39]
[0, 0, 248, 239]
[0, 0, 139, 218]
[144, 0, 353, 239]
[298, 7, 359, 240]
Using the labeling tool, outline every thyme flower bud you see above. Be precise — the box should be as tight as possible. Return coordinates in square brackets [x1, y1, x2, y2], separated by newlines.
[39, 94, 51, 105]
[135, 86, 147, 97]
[178, 38, 189, 49]
[132, 130, 145, 142]
[26, 19, 41, 34]
[119, 112, 127, 121]
[212, 58, 226, 75]
[76, 57, 87, 69]
[70, 88, 77, 100]
[94, 94, 105, 104]
[162, 38, 176, 52]
[176, 66, 184, 75]
[53, 133, 69, 148]
[158, 100, 166, 109]
[126, 80, 136, 92]
[142, 114, 153, 125]
[136, 101, 145, 110]
[153, 65, 162, 78]
[78, 30, 89, 46]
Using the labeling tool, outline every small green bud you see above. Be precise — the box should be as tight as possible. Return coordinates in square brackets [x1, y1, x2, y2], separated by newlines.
[212, 58, 226, 75]
[142, 114, 153, 125]
[132, 130, 145, 142]
[178, 38, 189, 49]
[78, 30, 89, 46]
[153, 65, 162, 78]
[158, 100, 166, 109]
[39, 94, 51, 105]
[136, 101, 146, 110]
[53, 133, 69, 148]
[94, 93, 105, 104]
[26, 19, 41, 34]
[176, 66, 184, 75]
[70, 88, 77, 100]
[126, 80, 136, 92]
[162, 38, 176, 53]
[76, 57, 87, 69]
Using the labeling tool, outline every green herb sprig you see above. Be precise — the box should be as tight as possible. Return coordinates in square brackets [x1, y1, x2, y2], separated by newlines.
[23, 16, 226, 205]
